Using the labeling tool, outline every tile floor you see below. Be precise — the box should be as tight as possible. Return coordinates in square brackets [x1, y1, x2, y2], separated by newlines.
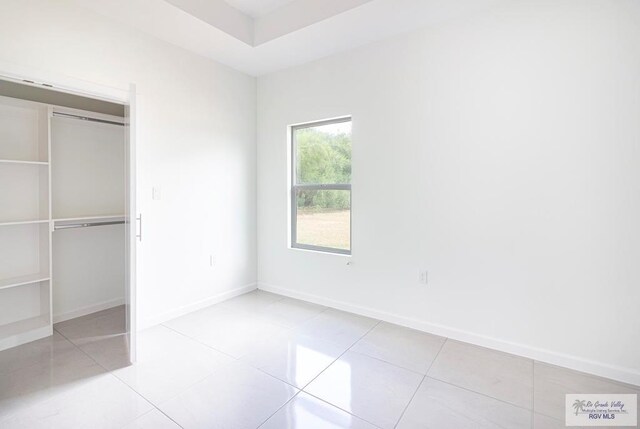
[0, 290, 638, 428]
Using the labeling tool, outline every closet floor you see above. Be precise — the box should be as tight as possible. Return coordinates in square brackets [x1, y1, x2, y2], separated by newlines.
[0, 290, 638, 429]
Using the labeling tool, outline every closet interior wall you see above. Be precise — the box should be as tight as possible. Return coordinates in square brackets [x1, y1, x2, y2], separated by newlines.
[51, 112, 125, 322]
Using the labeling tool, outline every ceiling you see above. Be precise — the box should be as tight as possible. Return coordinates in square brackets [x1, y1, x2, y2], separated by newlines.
[74, 0, 506, 76]
[224, 0, 296, 18]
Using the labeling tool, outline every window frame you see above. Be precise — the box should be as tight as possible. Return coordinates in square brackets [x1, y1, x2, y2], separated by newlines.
[290, 116, 352, 255]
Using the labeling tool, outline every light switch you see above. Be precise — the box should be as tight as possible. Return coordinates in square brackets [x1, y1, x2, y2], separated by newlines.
[152, 187, 161, 200]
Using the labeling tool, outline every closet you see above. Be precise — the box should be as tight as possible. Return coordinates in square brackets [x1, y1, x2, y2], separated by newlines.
[0, 79, 132, 354]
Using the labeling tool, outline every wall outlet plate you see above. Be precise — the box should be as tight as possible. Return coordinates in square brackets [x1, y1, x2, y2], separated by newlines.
[419, 270, 428, 285]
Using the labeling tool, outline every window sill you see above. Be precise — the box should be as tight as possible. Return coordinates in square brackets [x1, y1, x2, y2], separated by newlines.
[288, 245, 352, 257]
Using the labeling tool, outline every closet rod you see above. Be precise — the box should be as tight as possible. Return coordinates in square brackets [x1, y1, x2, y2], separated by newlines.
[54, 220, 125, 230]
[52, 111, 124, 126]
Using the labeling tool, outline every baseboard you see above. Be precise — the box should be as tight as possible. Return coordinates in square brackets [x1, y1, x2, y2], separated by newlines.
[258, 282, 640, 387]
[141, 283, 258, 329]
[53, 297, 125, 323]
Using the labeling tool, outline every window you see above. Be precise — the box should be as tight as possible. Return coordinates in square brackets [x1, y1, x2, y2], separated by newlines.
[291, 117, 352, 254]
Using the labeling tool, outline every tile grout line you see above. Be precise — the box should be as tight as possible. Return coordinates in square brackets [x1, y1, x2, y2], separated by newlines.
[300, 319, 381, 392]
[52, 295, 539, 429]
[157, 294, 334, 428]
[254, 390, 302, 429]
[160, 322, 240, 361]
[267, 293, 640, 392]
[422, 338, 539, 415]
[394, 374, 426, 429]
[531, 356, 535, 428]
[158, 293, 322, 357]
[50, 294, 592, 429]
[50, 296, 304, 428]
[251, 319, 394, 417]
[346, 347, 428, 377]
[158, 301, 331, 384]
[126, 323, 263, 408]
[53, 326, 186, 429]
[235, 315, 381, 392]
[301, 390, 385, 429]
[158, 300, 360, 385]
[393, 337, 448, 428]
[228, 309, 382, 396]
[279, 320, 385, 428]
[424, 375, 536, 414]
[156, 323, 306, 408]
[160, 317, 314, 420]
[157, 330, 342, 399]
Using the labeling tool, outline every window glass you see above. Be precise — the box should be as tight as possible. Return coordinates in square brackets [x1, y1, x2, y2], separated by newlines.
[291, 118, 352, 254]
[295, 121, 351, 185]
[295, 189, 350, 251]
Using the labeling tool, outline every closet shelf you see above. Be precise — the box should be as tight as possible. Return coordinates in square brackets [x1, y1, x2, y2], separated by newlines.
[0, 273, 50, 291]
[0, 159, 48, 165]
[54, 214, 125, 223]
[0, 220, 49, 227]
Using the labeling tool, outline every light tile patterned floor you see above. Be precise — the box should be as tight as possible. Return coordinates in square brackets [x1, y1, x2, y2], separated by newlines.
[0, 290, 638, 428]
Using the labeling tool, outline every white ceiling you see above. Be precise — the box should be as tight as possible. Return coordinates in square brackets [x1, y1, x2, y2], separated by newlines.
[74, 0, 506, 76]
[224, 0, 296, 18]
[162, 0, 373, 46]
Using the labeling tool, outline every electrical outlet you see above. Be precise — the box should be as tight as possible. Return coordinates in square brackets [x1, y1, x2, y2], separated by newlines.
[419, 270, 428, 285]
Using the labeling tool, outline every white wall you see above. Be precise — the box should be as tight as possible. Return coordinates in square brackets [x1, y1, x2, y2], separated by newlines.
[0, 0, 257, 329]
[258, 0, 640, 384]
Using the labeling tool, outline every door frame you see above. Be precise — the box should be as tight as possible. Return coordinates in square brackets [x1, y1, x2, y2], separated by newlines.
[125, 84, 138, 362]
[0, 68, 139, 361]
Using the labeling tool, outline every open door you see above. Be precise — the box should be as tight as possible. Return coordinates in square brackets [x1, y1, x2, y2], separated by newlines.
[124, 84, 137, 362]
